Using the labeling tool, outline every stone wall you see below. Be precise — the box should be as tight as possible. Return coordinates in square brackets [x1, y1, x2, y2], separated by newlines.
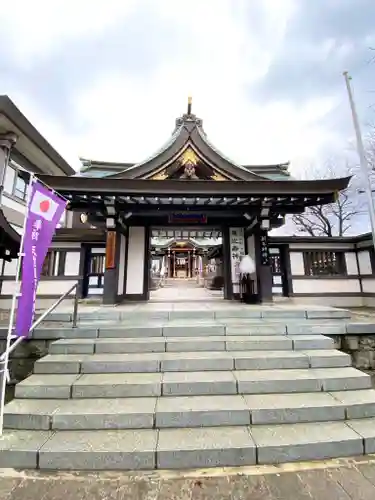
[333, 335, 375, 370]
[0, 337, 54, 383]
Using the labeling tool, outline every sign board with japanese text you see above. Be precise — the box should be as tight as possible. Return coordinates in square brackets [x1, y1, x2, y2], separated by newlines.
[229, 227, 246, 295]
[260, 231, 270, 266]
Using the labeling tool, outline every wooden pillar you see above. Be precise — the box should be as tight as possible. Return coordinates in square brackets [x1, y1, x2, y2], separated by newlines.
[173, 251, 176, 277]
[103, 227, 120, 305]
[255, 228, 273, 302]
[222, 226, 232, 300]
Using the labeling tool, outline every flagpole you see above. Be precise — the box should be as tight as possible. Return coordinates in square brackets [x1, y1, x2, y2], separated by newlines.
[0, 173, 35, 436]
[343, 71, 375, 251]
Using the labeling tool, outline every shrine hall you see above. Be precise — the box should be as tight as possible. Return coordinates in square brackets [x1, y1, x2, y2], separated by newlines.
[37, 98, 349, 304]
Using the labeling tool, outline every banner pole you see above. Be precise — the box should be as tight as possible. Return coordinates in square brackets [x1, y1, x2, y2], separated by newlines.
[0, 173, 35, 436]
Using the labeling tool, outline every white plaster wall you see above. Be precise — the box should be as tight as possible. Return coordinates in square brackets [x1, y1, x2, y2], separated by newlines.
[3, 259, 17, 276]
[290, 252, 305, 275]
[345, 252, 358, 275]
[292, 278, 361, 294]
[1, 195, 26, 215]
[3, 247, 81, 278]
[125, 226, 145, 295]
[292, 295, 363, 307]
[361, 278, 375, 294]
[117, 234, 126, 295]
[64, 252, 80, 275]
[358, 250, 372, 275]
[64, 211, 73, 228]
[363, 296, 375, 307]
[1, 279, 76, 296]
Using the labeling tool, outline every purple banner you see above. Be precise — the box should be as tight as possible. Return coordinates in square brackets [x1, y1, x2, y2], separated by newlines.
[15, 181, 67, 337]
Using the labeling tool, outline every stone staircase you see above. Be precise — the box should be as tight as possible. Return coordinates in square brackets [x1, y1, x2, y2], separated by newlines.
[163, 277, 198, 288]
[2, 305, 375, 471]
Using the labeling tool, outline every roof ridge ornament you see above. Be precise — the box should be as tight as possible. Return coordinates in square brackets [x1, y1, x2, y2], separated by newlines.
[187, 96, 192, 115]
[175, 96, 203, 129]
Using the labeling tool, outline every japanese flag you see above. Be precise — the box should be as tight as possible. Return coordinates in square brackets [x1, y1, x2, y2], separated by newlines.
[29, 191, 58, 221]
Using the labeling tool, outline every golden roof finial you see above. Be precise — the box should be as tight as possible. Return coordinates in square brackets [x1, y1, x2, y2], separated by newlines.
[187, 96, 192, 114]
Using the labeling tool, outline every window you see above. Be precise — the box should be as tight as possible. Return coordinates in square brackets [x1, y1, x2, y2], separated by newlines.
[41, 251, 58, 277]
[303, 251, 346, 276]
[90, 254, 105, 274]
[3, 166, 16, 194]
[3, 163, 30, 201]
[41, 251, 66, 277]
[14, 172, 28, 200]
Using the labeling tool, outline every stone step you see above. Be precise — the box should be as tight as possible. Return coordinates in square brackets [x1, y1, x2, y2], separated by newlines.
[33, 350, 351, 374]
[38, 307, 350, 325]
[48, 334, 334, 354]
[0, 420, 368, 469]
[5, 390, 375, 431]
[75, 307, 350, 322]
[14, 367, 371, 399]
[29, 321, 350, 341]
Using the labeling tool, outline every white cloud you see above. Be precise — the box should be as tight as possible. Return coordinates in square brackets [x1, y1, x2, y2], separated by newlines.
[0, 0, 359, 173]
[0, 0, 137, 68]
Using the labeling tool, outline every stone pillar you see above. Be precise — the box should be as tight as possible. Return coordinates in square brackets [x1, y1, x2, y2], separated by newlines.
[255, 228, 273, 303]
[124, 226, 150, 301]
[0, 133, 17, 203]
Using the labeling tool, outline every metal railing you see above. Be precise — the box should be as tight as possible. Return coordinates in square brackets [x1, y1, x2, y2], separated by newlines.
[0, 279, 81, 366]
[0, 279, 81, 435]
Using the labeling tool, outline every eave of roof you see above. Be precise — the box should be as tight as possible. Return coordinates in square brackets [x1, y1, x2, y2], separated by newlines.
[39, 174, 351, 196]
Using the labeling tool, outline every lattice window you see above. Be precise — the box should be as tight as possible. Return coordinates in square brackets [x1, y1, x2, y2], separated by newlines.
[41, 251, 59, 277]
[90, 254, 105, 274]
[303, 251, 346, 276]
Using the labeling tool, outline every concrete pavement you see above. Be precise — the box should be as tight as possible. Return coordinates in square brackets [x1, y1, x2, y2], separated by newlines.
[2, 455, 375, 498]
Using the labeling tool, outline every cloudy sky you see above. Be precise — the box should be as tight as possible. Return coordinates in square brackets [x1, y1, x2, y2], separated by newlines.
[1, 0, 374, 177]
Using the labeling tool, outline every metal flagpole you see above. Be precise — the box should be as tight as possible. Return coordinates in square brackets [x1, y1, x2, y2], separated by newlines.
[343, 71, 375, 251]
[0, 173, 35, 436]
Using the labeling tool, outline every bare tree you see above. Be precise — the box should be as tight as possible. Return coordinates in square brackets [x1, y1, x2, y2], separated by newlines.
[365, 126, 375, 172]
[292, 160, 359, 237]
